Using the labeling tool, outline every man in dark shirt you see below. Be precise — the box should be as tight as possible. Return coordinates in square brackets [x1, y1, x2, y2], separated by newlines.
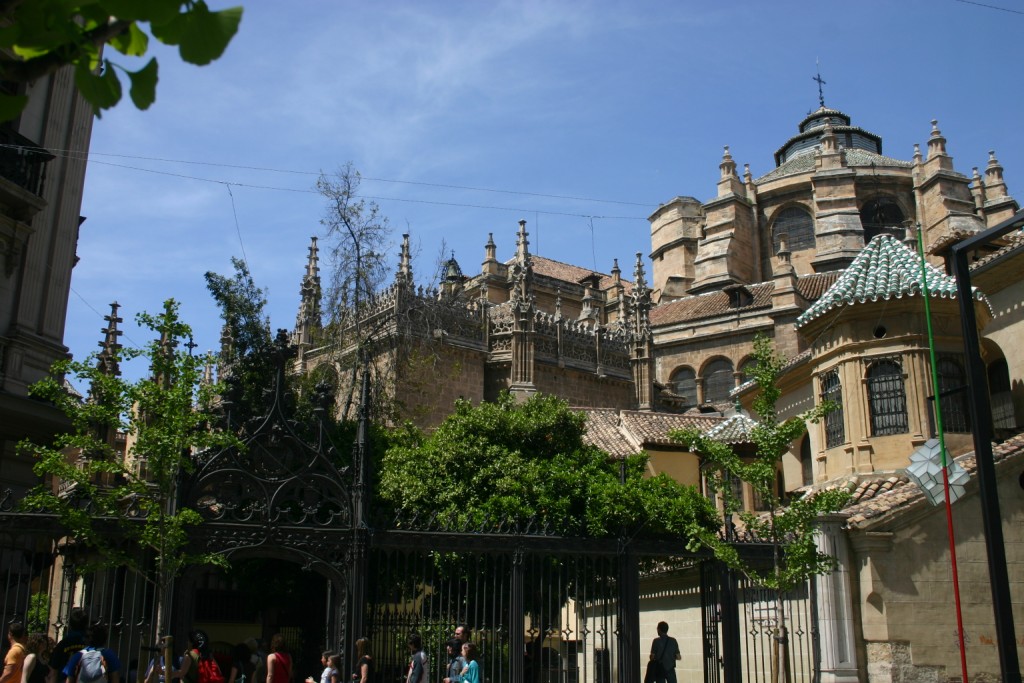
[49, 609, 88, 683]
[649, 622, 681, 683]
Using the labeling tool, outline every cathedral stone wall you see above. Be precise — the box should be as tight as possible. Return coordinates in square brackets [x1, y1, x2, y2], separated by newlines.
[394, 341, 487, 429]
[851, 463, 1024, 683]
[533, 363, 634, 409]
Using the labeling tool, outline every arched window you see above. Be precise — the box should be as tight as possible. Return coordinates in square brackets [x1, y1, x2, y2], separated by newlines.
[860, 197, 905, 243]
[800, 437, 813, 487]
[739, 358, 758, 385]
[867, 358, 908, 436]
[937, 357, 970, 433]
[820, 369, 845, 448]
[772, 206, 815, 253]
[703, 358, 735, 404]
[988, 358, 1016, 429]
[669, 367, 697, 408]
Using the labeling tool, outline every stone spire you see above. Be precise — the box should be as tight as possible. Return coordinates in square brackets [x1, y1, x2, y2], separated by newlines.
[95, 302, 123, 379]
[630, 253, 655, 410]
[985, 150, 1008, 199]
[971, 166, 986, 214]
[720, 145, 737, 178]
[481, 232, 499, 277]
[396, 233, 413, 286]
[981, 149, 1019, 225]
[508, 220, 536, 400]
[484, 232, 497, 262]
[717, 146, 745, 197]
[293, 236, 322, 352]
[510, 219, 534, 307]
[926, 119, 948, 159]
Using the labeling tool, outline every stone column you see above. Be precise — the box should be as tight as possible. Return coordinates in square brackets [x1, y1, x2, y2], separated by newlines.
[814, 514, 860, 683]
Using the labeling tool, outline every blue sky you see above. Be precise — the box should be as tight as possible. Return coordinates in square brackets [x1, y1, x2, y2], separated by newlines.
[67, 0, 1024, 380]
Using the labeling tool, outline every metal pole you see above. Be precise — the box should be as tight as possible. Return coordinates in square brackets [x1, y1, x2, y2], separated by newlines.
[915, 226, 969, 683]
[950, 209, 1024, 683]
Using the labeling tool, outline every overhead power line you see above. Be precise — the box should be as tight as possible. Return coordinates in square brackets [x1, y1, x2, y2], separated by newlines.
[86, 159, 648, 221]
[0, 143, 655, 208]
[953, 0, 1024, 14]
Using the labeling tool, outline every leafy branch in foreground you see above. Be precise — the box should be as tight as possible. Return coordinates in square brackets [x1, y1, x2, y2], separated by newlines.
[670, 334, 851, 589]
[0, 1, 244, 120]
[671, 333, 849, 683]
[19, 299, 239, 636]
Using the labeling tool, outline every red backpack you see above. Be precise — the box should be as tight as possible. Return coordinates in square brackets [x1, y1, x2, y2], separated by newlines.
[191, 649, 226, 683]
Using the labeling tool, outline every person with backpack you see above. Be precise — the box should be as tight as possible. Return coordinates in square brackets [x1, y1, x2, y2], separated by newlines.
[171, 630, 224, 683]
[648, 622, 680, 683]
[404, 635, 427, 683]
[264, 636, 290, 683]
[62, 625, 121, 683]
[48, 610, 88, 683]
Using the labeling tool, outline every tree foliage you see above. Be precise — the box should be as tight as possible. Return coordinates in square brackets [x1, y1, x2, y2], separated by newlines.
[381, 392, 719, 539]
[0, 0, 244, 121]
[205, 257, 274, 421]
[670, 334, 850, 590]
[19, 300, 237, 635]
[317, 163, 390, 325]
[316, 163, 392, 419]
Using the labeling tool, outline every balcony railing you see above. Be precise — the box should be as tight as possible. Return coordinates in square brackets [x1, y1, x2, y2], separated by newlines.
[0, 127, 55, 197]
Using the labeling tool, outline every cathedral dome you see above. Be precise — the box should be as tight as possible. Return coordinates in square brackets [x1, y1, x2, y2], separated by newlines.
[773, 105, 883, 166]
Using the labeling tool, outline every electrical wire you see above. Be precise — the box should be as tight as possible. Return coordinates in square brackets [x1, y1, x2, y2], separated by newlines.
[84, 158, 649, 221]
[0, 143, 656, 208]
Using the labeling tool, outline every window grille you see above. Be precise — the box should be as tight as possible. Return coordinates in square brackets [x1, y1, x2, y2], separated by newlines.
[988, 359, 1016, 429]
[703, 359, 735, 404]
[820, 369, 845, 448]
[669, 367, 697, 407]
[772, 207, 816, 253]
[866, 358, 908, 436]
[936, 356, 971, 433]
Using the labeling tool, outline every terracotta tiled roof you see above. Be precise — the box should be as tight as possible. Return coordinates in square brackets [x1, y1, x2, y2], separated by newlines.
[795, 271, 841, 300]
[619, 410, 722, 447]
[795, 234, 990, 329]
[969, 228, 1024, 271]
[705, 413, 759, 444]
[650, 283, 773, 325]
[578, 408, 636, 458]
[928, 229, 981, 255]
[511, 255, 634, 294]
[650, 272, 838, 328]
[843, 432, 1024, 529]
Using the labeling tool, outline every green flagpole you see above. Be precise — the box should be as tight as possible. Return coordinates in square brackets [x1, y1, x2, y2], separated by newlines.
[915, 225, 969, 683]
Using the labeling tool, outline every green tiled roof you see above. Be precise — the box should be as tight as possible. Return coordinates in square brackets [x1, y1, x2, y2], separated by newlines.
[755, 148, 913, 184]
[705, 413, 759, 444]
[795, 234, 990, 329]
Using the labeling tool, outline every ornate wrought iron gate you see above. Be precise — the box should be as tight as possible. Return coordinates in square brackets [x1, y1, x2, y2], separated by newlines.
[0, 339, 821, 683]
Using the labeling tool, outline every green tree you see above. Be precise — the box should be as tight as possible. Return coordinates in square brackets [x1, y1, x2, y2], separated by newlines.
[381, 392, 718, 538]
[19, 299, 237, 641]
[26, 591, 49, 633]
[205, 257, 275, 422]
[671, 334, 850, 683]
[0, 0, 244, 120]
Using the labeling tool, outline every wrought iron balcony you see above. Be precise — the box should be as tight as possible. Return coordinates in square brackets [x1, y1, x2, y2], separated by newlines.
[0, 127, 54, 197]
